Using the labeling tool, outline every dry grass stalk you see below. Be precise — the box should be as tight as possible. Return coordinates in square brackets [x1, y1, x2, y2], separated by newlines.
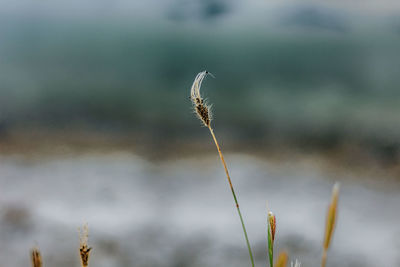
[274, 251, 288, 267]
[190, 71, 255, 267]
[31, 247, 42, 267]
[321, 183, 340, 267]
[79, 224, 92, 267]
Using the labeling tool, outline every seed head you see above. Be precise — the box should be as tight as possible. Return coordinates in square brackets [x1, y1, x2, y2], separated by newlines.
[31, 247, 42, 267]
[267, 209, 277, 267]
[190, 70, 213, 127]
[268, 211, 276, 243]
[79, 224, 92, 267]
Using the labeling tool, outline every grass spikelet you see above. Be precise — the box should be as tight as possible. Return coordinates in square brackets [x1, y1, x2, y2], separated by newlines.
[274, 251, 288, 267]
[79, 223, 92, 267]
[31, 247, 42, 267]
[267, 211, 276, 267]
[189, 71, 255, 267]
[190, 70, 213, 127]
[321, 183, 340, 267]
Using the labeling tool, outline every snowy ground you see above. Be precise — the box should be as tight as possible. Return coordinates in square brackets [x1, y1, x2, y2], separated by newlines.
[0, 152, 399, 266]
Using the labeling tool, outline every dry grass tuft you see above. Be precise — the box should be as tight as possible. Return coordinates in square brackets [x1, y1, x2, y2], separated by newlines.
[79, 223, 92, 267]
[31, 247, 42, 267]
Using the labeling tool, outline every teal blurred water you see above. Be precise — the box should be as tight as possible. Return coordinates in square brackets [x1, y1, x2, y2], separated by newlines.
[1, 12, 400, 151]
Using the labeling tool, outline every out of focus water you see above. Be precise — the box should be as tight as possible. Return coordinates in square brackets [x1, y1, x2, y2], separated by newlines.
[1, 0, 400, 148]
[1, 151, 399, 267]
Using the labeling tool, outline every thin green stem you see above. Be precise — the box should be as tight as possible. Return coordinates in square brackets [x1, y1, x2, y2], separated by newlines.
[208, 126, 255, 267]
[267, 224, 273, 267]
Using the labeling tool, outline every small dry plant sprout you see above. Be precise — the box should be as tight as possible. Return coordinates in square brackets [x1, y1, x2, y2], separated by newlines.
[190, 71, 340, 267]
[79, 223, 92, 267]
[31, 247, 42, 267]
[267, 208, 300, 267]
[190, 71, 255, 267]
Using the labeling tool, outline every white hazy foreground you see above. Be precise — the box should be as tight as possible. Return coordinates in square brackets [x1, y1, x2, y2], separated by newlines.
[0, 152, 399, 267]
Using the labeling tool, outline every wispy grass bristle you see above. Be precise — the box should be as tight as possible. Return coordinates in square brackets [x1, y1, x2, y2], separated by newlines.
[31, 247, 42, 267]
[79, 223, 92, 267]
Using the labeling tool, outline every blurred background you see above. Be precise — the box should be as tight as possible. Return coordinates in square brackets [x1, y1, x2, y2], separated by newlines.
[1, 0, 400, 266]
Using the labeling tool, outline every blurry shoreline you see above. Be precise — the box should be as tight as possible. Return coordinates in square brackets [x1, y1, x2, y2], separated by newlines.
[1, 128, 399, 185]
